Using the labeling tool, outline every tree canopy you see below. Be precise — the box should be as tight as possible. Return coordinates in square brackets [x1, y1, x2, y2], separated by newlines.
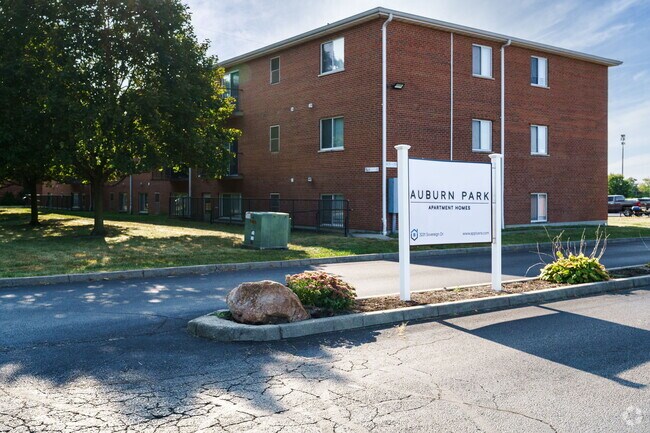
[608, 174, 640, 198]
[0, 0, 238, 234]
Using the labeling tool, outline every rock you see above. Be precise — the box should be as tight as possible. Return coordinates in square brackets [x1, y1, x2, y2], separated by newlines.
[226, 280, 310, 325]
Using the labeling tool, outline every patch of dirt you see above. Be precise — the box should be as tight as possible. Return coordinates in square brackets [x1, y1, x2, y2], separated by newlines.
[352, 279, 562, 313]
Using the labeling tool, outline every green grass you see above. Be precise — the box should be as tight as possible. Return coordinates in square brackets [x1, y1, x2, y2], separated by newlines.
[1, 207, 649, 278]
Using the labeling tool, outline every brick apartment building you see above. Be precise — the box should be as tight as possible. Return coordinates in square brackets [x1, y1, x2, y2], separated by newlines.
[41, 7, 620, 232]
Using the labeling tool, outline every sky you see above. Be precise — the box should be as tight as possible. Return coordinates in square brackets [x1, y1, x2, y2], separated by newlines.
[184, 0, 650, 182]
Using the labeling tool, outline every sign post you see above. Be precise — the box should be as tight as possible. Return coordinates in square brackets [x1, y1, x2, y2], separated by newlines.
[395, 145, 502, 299]
[396, 144, 411, 301]
[489, 154, 503, 291]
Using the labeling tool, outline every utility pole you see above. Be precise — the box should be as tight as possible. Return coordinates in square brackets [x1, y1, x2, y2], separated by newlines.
[621, 134, 626, 176]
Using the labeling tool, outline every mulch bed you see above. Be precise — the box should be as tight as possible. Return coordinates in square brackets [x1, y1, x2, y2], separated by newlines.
[352, 265, 650, 313]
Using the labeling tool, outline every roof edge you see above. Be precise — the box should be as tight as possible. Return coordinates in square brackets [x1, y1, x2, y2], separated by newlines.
[219, 7, 622, 68]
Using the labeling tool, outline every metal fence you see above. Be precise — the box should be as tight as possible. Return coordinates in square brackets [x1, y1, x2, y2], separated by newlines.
[25, 194, 91, 211]
[169, 196, 351, 235]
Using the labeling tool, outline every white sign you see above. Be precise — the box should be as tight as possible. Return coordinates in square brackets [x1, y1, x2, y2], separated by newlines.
[408, 158, 492, 245]
[364, 166, 379, 173]
[385, 161, 397, 168]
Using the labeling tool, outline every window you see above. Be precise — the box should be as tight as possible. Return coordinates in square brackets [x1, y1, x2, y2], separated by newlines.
[472, 44, 492, 78]
[118, 193, 127, 212]
[139, 193, 148, 214]
[472, 119, 492, 152]
[270, 125, 280, 153]
[223, 70, 240, 109]
[227, 140, 238, 176]
[321, 194, 345, 227]
[270, 57, 280, 84]
[531, 193, 547, 223]
[531, 125, 548, 155]
[531, 56, 548, 87]
[202, 193, 212, 221]
[320, 117, 344, 150]
[72, 193, 81, 210]
[220, 193, 242, 219]
[320, 37, 344, 75]
[154, 192, 160, 203]
[270, 193, 280, 212]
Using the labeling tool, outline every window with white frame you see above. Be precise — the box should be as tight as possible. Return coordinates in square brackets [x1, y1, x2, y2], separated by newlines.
[270, 125, 280, 153]
[139, 192, 148, 214]
[321, 194, 345, 227]
[531, 125, 548, 155]
[472, 44, 492, 78]
[320, 117, 344, 150]
[270, 57, 280, 84]
[220, 193, 242, 219]
[531, 56, 548, 87]
[531, 193, 547, 223]
[472, 119, 492, 152]
[320, 38, 344, 74]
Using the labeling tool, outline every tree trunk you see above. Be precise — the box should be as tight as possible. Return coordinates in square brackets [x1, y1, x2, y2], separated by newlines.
[90, 177, 106, 237]
[28, 181, 39, 226]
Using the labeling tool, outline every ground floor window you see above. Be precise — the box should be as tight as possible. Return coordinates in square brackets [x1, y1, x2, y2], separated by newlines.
[118, 192, 128, 212]
[202, 193, 212, 221]
[171, 193, 189, 217]
[72, 193, 81, 210]
[139, 193, 149, 214]
[321, 194, 345, 227]
[220, 193, 242, 219]
[270, 193, 280, 212]
[531, 193, 547, 223]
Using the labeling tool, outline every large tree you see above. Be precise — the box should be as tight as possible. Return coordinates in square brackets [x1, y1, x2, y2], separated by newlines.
[0, 0, 68, 225]
[59, 0, 237, 235]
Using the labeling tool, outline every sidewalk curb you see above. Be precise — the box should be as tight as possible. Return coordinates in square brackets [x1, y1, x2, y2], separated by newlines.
[1, 236, 648, 289]
[187, 275, 650, 342]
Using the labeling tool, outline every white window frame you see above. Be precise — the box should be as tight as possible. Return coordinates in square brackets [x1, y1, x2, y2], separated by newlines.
[472, 44, 493, 78]
[531, 193, 548, 223]
[223, 70, 239, 97]
[219, 193, 242, 219]
[472, 119, 492, 152]
[531, 56, 548, 88]
[320, 37, 345, 76]
[319, 116, 344, 151]
[269, 125, 280, 153]
[270, 56, 280, 84]
[320, 194, 345, 227]
[531, 125, 548, 156]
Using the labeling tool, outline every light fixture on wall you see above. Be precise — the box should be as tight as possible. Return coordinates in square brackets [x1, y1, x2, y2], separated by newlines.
[307, 177, 313, 183]
[392, 82, 405, 90]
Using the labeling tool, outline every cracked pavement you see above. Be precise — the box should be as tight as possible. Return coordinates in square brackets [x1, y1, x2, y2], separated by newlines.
[0, 276, 649, 432]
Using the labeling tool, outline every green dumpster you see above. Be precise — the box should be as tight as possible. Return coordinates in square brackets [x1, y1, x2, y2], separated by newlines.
[244, 212, 290, 249]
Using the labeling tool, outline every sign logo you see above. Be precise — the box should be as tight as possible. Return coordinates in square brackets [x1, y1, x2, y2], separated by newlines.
[410, 229, 419, 241]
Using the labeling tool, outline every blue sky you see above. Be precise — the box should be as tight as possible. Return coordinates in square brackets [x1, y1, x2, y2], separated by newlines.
[184, 0, 649, 182]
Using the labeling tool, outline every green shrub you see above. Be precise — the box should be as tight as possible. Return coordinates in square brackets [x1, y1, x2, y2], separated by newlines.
[540, 251, 609, 284]
[285, 271, 356, 311]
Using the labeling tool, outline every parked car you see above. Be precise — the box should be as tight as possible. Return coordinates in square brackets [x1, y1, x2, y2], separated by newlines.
[608, 195, 642, 216]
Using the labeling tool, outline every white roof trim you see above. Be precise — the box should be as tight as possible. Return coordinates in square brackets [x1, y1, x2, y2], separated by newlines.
[219, 7, 622, 68]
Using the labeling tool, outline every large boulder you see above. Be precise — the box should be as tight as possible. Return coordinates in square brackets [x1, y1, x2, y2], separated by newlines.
[226, 280, 310, 325]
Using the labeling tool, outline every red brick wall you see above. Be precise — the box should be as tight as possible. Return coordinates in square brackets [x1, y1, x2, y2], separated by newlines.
[39, 17, 610, 231]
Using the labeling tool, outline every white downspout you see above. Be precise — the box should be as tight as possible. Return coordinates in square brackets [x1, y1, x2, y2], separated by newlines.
[381, 13, 393, 236]
[500, 39, 511, 229]
[450, 32, 454, 160]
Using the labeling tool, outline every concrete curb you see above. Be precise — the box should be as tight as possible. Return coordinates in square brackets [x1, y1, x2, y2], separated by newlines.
[1, 236, 649, 289]
[187, 274, 650, 342]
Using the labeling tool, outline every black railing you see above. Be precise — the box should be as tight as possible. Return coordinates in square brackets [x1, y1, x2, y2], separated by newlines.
[25, 194, 91, 211]
[151, 168, 189, 181]
[169, 195, 351, 236]
[223, 86, 241, 112]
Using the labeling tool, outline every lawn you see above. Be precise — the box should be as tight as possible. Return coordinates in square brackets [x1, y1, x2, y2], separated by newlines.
[1, 207, 649, 278]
